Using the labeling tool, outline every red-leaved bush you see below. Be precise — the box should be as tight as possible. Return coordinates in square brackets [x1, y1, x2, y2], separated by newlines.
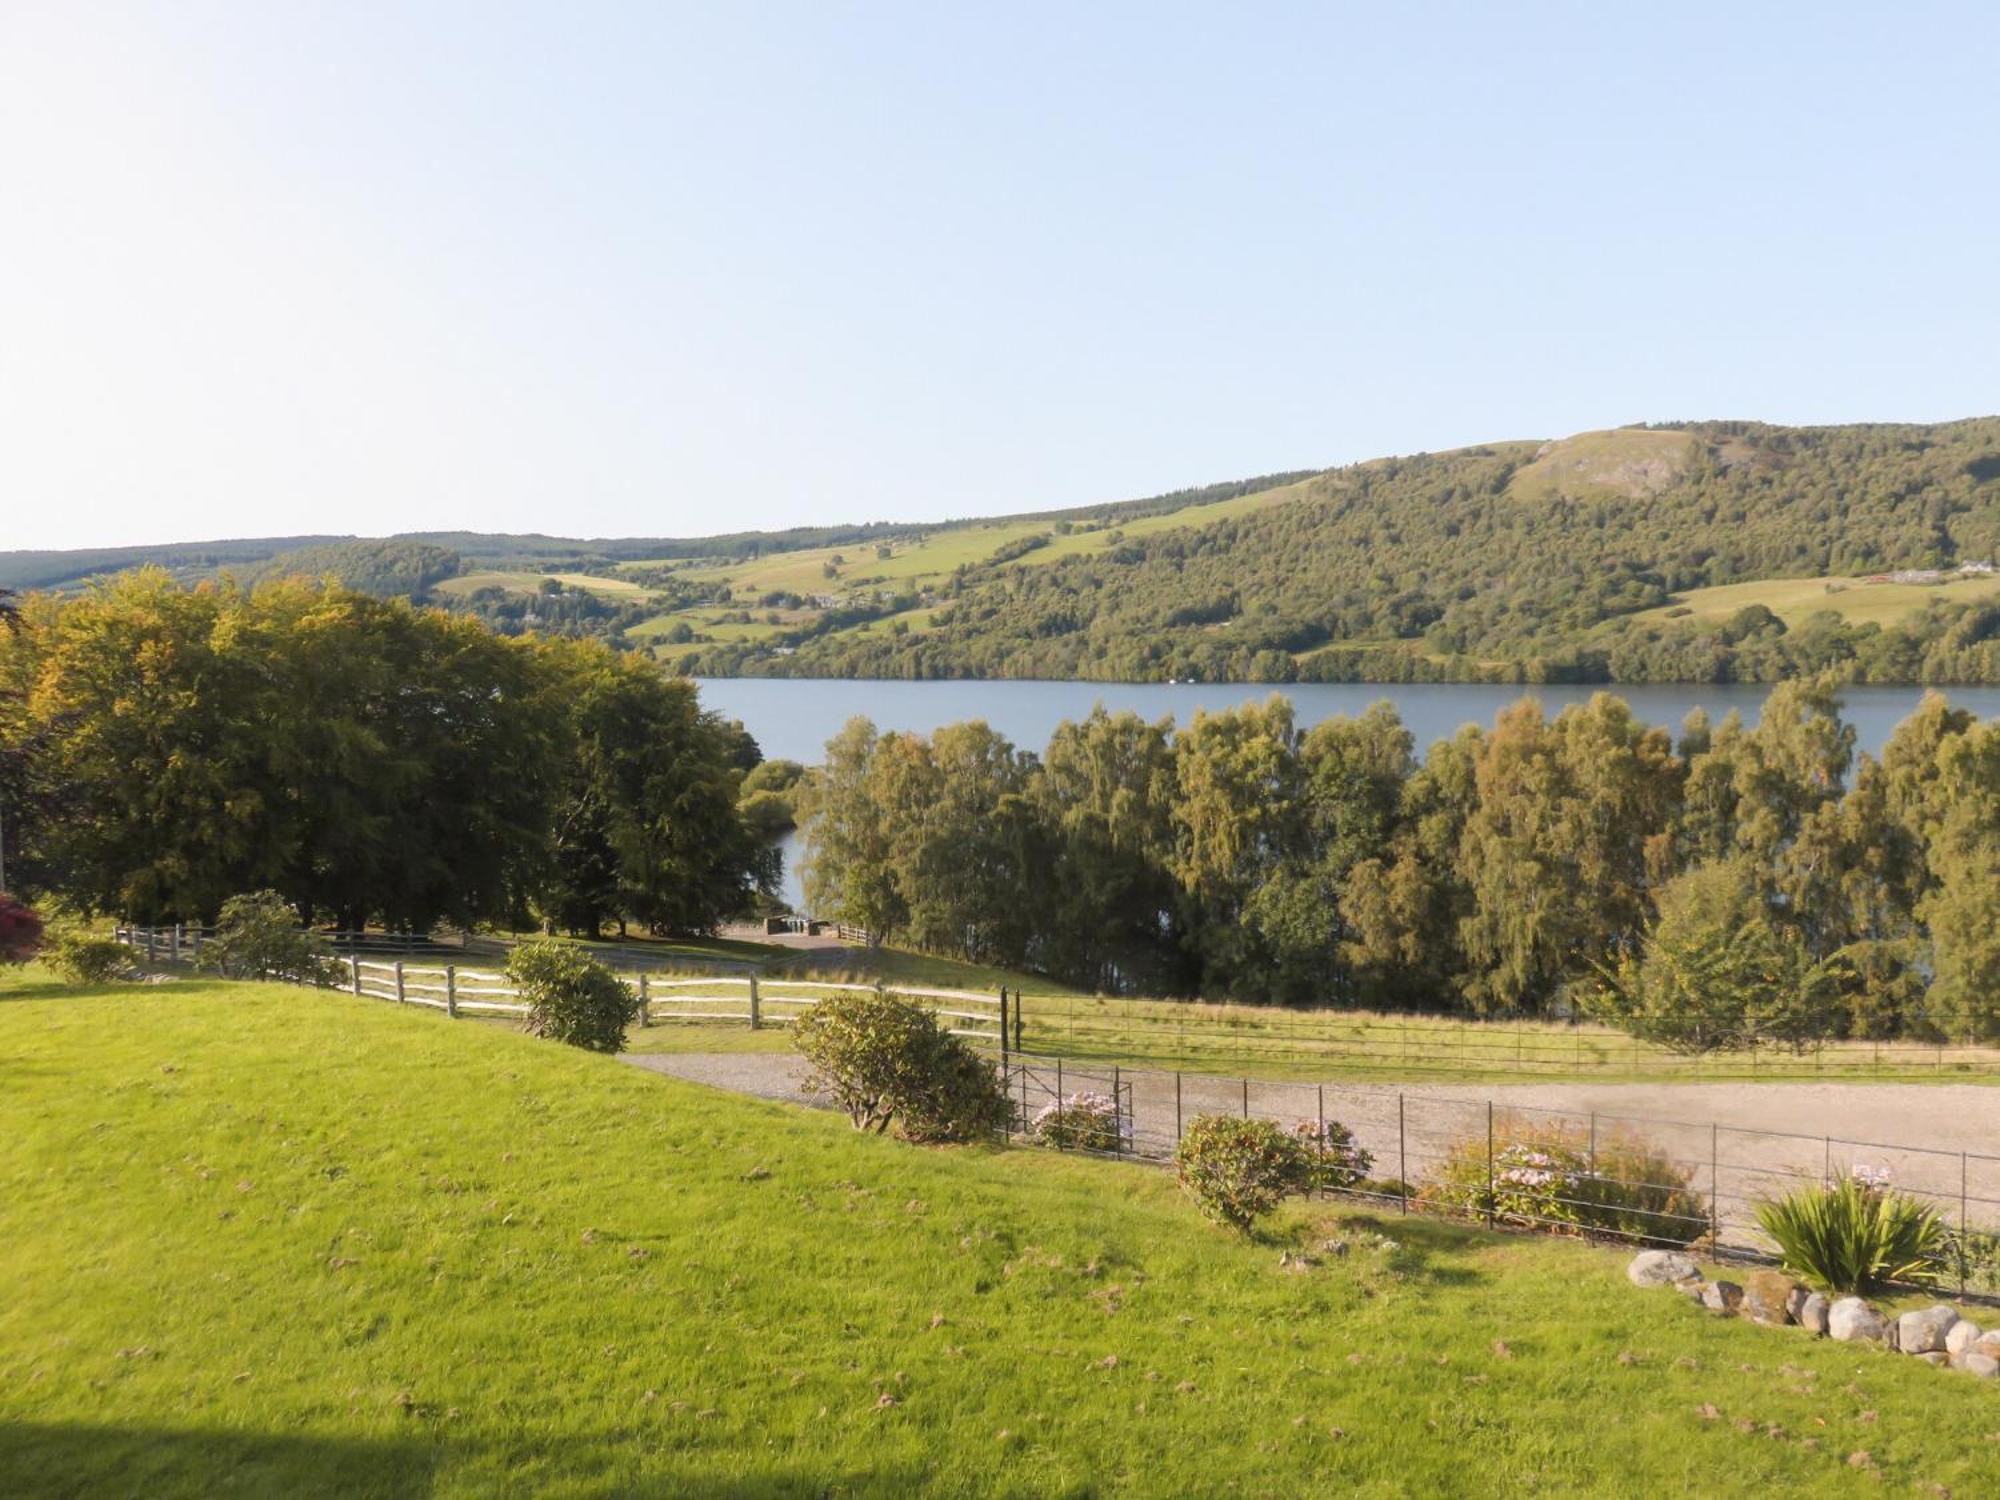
[0, 894, 44, 964]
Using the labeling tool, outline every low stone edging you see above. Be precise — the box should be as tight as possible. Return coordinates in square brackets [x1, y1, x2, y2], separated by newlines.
[1628, 1250, 2000, 1379]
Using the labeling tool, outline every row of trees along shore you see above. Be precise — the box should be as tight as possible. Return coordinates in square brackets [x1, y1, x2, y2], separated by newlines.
[800, 682, 2000, 1043]
[0, 572, 774, 934]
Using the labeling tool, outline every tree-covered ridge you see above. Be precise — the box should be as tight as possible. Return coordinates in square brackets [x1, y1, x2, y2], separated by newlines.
[682, 418, 2000, 682]
[798, 680, 2000, 1041]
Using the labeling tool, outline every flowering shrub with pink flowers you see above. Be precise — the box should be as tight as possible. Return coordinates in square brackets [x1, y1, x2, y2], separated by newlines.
[1417, 1121, 1706, 1247]
[1032, 1091, 1126, 1153]
[1289, 1118, 1374, 1192]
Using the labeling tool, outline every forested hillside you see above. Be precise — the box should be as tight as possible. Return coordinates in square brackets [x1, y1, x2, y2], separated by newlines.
[684, 418, 2000, 684]
[13, 419, 2000, 683]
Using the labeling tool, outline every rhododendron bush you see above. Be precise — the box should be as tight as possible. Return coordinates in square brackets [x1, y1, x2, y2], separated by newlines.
[1417, 1121, 1706, 1247]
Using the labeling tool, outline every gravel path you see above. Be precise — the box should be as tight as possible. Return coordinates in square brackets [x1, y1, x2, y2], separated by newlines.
[624, 1050, 2000, 1240]
[621, 1051, 820, 1108]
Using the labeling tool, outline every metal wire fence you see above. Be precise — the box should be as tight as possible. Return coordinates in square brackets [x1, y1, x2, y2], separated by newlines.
[1003, 1053, 2000, 1296]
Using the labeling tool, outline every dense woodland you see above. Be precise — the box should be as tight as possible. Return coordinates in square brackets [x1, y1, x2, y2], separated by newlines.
[800, 682, 2000, 1041]
[0, 573, 774, 935]
[681, 419, 2000, 684]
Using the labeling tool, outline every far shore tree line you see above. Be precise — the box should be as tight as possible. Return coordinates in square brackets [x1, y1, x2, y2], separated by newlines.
[0, 572, 776, 936]
[799, 680, 2000, 1043]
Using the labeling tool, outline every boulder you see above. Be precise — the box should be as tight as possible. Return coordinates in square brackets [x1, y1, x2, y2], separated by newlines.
[1896, 1305, 1960, 1356]
[1974, 1332, 2000, 1361]
[1951, 1351, 2000, 1379]
[1627, 1250, 1702, 1288]
[1915, 1350, 1950, 1367]
[1740, 1270, 1805, 1326]
[1799, 1292, 1831, 1337]
[1945, 1319, 1984, 1357]
[1700, 1280, 1744, 1315]
[1828, 1297, 1889, 1344]
[1785, 1284, 1813, 1324]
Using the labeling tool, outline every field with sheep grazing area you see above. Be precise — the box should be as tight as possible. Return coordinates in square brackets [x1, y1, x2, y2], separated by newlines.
[5, 969, 2000, 1498]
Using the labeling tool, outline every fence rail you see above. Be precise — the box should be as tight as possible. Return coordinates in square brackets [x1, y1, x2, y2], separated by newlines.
[113, 927, 1006, 1045]
[1024, 994, 2000, 1081]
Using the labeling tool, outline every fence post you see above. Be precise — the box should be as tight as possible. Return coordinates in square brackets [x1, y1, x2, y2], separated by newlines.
[192, 927, 202, 962]
[394, 960, 406, 1005]
[1175, 1071, 1182, 1142]
[1014, 992, 1024, 1053]
[350, 953, 362, 997]
[1316, 1084, 1326, 1200]
[1055, 1058, 1064, 1137]
[169, 925, 181, 964]
[1588, 1112, 1597, 1177]
[1398, 1093, 1408, 1215]
[1241, 1077, 1249, 1120]
[146, 928, 157, 964]
[748, 975, 761, 1031]
[1112, 1065, 1122, 1155]
[1962, 1153, 1971, 1297]
[1710, 1124, 1720, 1246]
[638, 974, 651, 1028]
[445, 965, 457, 1018]
[999, 989, 1010, 1070]
[1485, 1101, 1495, 1229]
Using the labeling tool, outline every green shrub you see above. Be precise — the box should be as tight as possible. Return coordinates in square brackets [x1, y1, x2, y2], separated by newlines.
[1754, 1172, 1947, 1295]
[1032, 1091, 1125, 1152]
[1416, 1122, 1706, 1246]
[0, 894, 43, 965]
[1174, 1115, 1315, 1234]
[41, 923, 136, 984]
[196, 891, 339, 985]
[792, 991, 1009, 1144]
[506, 941, 637, 1053]
[1290, 1118, 1374, 1192]
[1950, 1227, 2000, 1296]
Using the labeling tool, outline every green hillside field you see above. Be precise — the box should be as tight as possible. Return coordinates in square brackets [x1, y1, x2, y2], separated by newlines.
[3, 972, 1994, 1497]
[1629, 571, 2000, 631]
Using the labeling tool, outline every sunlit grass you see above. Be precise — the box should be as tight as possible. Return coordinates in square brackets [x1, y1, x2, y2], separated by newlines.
[4, 973, 1991, 1497]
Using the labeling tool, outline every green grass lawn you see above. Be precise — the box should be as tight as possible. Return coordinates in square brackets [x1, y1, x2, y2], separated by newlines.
[1011, 993, 2000, 1084]
[6, 972, 1998, 1497]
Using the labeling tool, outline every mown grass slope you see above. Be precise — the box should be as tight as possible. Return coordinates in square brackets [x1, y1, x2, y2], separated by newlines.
[4, 974, 1996, 1498]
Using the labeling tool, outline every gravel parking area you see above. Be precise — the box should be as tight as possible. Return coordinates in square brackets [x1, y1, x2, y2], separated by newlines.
[623, 1050, 2000, 1242]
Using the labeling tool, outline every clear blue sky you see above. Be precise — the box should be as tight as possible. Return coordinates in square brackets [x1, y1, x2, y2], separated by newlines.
[5, 2, 1997, 551]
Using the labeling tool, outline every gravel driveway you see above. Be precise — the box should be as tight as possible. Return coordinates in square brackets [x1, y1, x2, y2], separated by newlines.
[622, 1050, 2000, 1243]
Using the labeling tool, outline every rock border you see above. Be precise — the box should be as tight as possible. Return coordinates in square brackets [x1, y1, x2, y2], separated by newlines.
[1625, 1250, 2000, 1380]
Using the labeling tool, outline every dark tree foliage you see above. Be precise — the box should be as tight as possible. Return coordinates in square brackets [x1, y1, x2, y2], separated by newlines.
[0, 572, 770, 936]
[800, 681, 2000, 1042]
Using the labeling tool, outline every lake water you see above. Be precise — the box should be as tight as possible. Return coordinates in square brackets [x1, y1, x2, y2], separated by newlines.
[699, 677, 2000, 913]
[700, 677, 2000, 768]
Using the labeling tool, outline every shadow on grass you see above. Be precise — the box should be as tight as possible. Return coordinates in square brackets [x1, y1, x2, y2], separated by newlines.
[0, 1421, 930, 1499]
[1263, 1209, 1490, 1287]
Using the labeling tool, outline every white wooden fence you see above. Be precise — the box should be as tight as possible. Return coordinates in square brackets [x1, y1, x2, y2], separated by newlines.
[111, 925, 1006, 1047]
[341, 959, 1004, 1043]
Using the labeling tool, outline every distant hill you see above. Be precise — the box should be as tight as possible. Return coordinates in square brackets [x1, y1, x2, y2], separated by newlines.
[14, 419, 2000, 684]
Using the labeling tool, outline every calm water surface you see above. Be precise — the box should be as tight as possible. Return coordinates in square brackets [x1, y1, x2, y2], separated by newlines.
[699, 678, 2000, 913]
[700, 677, 2000, 767]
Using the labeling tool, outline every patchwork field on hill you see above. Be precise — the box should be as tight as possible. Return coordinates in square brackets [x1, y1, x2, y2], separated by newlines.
[1629, 571, 2000, 631]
